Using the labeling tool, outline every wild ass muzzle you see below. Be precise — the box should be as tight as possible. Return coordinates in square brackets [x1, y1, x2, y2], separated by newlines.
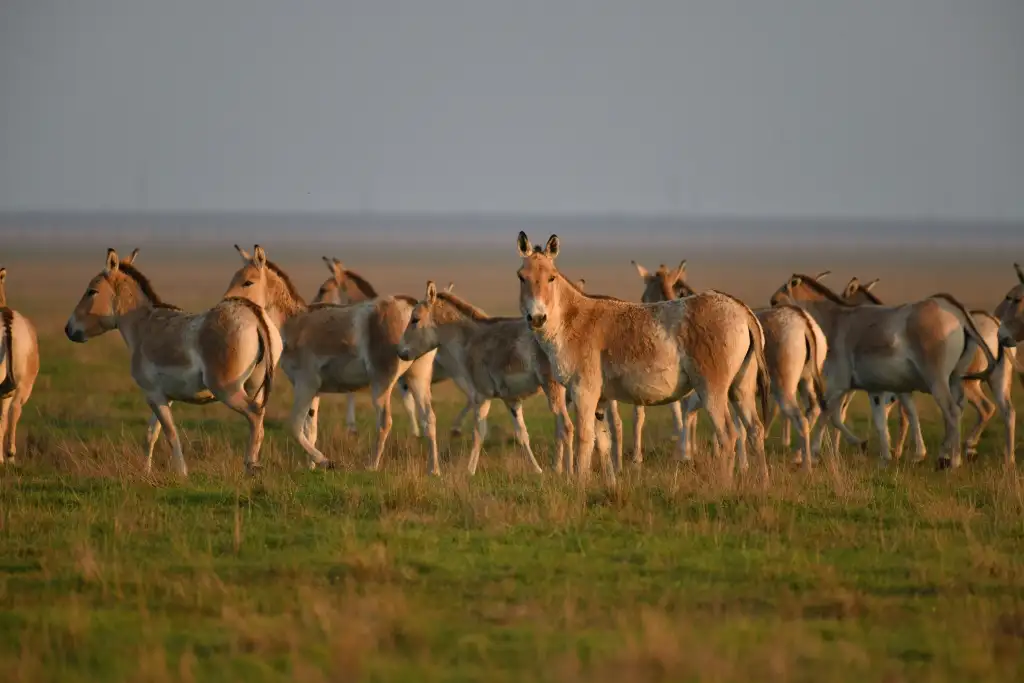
[769, 274, 1000, 469]
[223, 245, 441, 474]
[64, 248, 281, 476]
[0, 267, 40, 466]
[516, 232, 770, 484]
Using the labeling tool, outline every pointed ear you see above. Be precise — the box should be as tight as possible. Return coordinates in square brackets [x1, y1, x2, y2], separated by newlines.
[323, 256, 343, 280]
[104, 248, 120, 275]
[814, 270, 831, 281]
[252, 245, 267, 270]
[789, 275, 802, 290]
[0, 268, 6, 288]
[445, 282, 455, 293]
[670, 259, 687, 284]
[234, 244, 252, 262]
[576, 278, 587, 290]
[543, 234, 560, 258]
[843, 277, 860, 299]
[1015, 262, 1024, 285]
[863, 278, 880, 292]
[125, 247, 140, 266]
[425, 280, 437, 304]
[632, 260, 650, 279]
[516, 231, 533, 257]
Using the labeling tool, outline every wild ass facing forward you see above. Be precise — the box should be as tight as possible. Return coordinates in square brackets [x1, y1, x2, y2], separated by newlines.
[0, 267, 40, 466]
[396, 280, 575, 475]
[222, 246, 441, 473]
[516, 232, 770, 483]
[770, 274, 999, 468]
[64, 249, 281, 475]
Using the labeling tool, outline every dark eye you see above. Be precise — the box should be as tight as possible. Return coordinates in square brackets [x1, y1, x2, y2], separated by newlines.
[86, 288, 98, 297]
[547, 276, 556, 283]
[517, 274, 525, 283]
[410, 316, 420, 326]
[243, 280, 254, 288]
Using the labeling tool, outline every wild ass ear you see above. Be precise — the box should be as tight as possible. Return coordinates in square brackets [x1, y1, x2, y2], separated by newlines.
[669, 259, 687, 284]
[104, 248, 120, 275]
[516, 231, 533, 257]
[445, 282, 455, 293]
[425, 280, 438, 304]
[789, 275, 802, 289]
[234, 244, 252, 262]
[323, 256, 343, 280]
[576, 278, 587, 290]
[814, 270, 831, 281]
[862, 278, 880, 292]
[1015, 263, 1024, 284]
[843, 277, 860, 300]
[0, 267, 6, 285]
[631, 260, 650, 279]
[252, 245, 267, 270]
[125, 248, 140, 266]
[543, 235, 560, 258]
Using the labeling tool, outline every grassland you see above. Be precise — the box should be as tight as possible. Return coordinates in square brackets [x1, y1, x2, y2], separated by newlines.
[1, 245, 1022, 682]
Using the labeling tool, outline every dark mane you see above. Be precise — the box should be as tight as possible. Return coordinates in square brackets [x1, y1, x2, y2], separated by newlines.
[395, 294, 419, 305]
[436, 291, 490, 320]
[344, 269, 378, 298]
[791, 274, 854, 306]
[854, 284, 884, 305]
[266, 260, 307, 307]
[119, 263, 179, 310]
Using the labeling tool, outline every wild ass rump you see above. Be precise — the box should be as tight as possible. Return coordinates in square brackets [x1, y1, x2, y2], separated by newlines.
[0, 267, 40, 466]
[770, 274, 999, 469]
[516, 232, 770, 484]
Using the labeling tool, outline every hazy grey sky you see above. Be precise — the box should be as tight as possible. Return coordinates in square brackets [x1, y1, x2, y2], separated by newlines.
[1, 0, 1021, 219]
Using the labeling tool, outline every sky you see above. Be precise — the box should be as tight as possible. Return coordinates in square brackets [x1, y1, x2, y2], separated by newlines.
[0, 0, 1021, 220]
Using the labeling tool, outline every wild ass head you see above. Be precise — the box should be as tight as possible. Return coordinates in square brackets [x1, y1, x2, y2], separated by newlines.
[841, 277, 882, 305]
[65, 247, 148, 342]
[223, 245, 306, 325]
[769, 273, 849, 308]
[996, 262, 1024, 348]
[396, 281, 441, 361]
[516, 232, 563, 331]
[632, 260, 693, 302]
[311, 257, 379, 305]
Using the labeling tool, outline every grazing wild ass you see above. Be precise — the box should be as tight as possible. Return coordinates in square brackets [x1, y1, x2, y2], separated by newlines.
[222, 245, 441, 473]
[770, 274, 999, 468]
[64, 249, 281, 475]
[309, 257, 476, 439]
[0, 267, 40, 465]
[516, 232, 770, 483]
[632, 261, 827, 470]
[396, 280, 575, 474]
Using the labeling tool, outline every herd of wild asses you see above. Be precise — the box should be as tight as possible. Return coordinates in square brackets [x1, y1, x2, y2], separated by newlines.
[2, 232, 1024, 484]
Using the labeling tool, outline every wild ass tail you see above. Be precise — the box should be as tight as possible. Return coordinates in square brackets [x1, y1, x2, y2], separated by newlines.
[790, 305, 827, 410]
[931, 294, 1001, 381]
[712, 291, 771, 421]
[225, 297, 276, 411]
[0, 308, 16, 398]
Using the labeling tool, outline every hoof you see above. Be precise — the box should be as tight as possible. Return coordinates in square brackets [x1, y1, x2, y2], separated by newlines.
[964, 448, 980, 464]
[450, 428, 463, 438]
[315, 459, 336, 471]
[245, 463, 263, 477]
[935, 458, 954, 471]
[347, 427, 359, 435]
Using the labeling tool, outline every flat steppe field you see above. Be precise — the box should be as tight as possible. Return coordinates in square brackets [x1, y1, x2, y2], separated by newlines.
[1, 244, 1022, 683]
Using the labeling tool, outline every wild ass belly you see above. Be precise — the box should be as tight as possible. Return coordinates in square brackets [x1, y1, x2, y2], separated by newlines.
[317, 354, 371, 393]
[136, 355, 216, 404]
[600, 355, 686, 406]
[847, 352, 925, 394]
[479, 368, 542, 402]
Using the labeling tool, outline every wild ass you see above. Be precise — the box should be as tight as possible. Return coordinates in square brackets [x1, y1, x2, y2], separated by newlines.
[632, 261, 827, 470]
[222, 246, 441, 473]
[396, 280, 575, 474]
[516, 232, 770, 483]
[0, 267, 40, 466]
[769, 274, 999, 468]
[65, 249, 281, 475]
[309, 256, 476, 439]
[995, 263, 1024, 380]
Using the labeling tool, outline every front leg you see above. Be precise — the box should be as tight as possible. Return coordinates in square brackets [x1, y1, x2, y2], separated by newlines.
[146, 396, 187, 477]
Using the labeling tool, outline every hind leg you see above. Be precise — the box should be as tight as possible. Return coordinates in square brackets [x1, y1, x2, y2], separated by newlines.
[397, 378, 422, 438]
[962, 381, 994, 461]
[932, 379, 965, 469]
[402, 357, 440, 475]
[305, 395, 322, 446]
[678, 392, 701, 462]
[779, 391, 812, 471]
[696, 386, 739, 480]
[217, 389, 267, 475]
[605, 400, 623, 471]
[869, 395, 894, 464]
[898, 394, 927, 462]
[991, 371, 1016, 466]
[632, 405, 646, 465]
[343, 392, 357, 434]
[450, 399, 472, 438]
[466, 398, 492, 475]
[505, 400, 543, 474]
[144, 412, 163, 473]
[289, 380, 332, 469]
[0, 396, 10, 465]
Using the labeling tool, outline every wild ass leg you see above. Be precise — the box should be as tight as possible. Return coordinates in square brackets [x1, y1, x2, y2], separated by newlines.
[962, 380, 994, 461]
[683, 392, 701, 461]
[896, 394, 927, 462]
[344, 392, 358, 434]
[0, 396, 10, 465]
[305, 396, 322, 446]
[289, 381, 333, 469]
[695, 385, 738, 481]
[933, 378, 965, 469]
[813, 388, 866, 461]
[450, 400, 472, 438]
[146, 398, 188, 476]
[466, 398, 492, 475]
[144, 412, 163, 473]
[545, 381, 574, 475]
[2, 388, 31, 465]
[631, 405, 645, 465]
[731, 391, 768, 482]
[401, 355, 440, 475]
[218, 389, 267, 475]
[506, 399, 543, 474]
[869, 395, 894, 464]
[397, 379, 422, 438]
[367, 377, 398, 472]
[605, 400, 623, 471]
[572, 385, 615, 485]
[778, 389, 813, 471]
[988, 357, 1016, 466]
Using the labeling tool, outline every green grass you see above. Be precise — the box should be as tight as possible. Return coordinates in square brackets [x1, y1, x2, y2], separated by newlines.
[2, 322, 1023, 682]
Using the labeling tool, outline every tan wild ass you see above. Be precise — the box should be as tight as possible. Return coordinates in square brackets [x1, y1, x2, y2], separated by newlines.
[308, 257, 476, 440]
[517, 232, 770, 484]
[769, 274, 999, 468]
[995, 263, 1024, 383]
[0, 267, 40, 465]
[65, 249, 281, 475]
[396, 280, 577, 475]
[631, 261, 827, 470]
[222, 246, 441, 473]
